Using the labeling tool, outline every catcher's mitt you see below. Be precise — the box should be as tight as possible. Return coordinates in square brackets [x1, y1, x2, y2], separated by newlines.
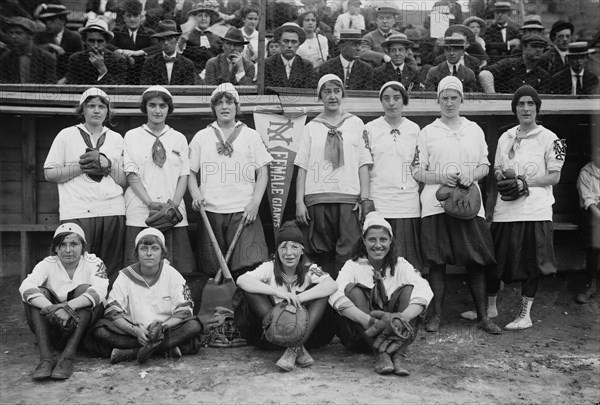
[497, 170, 529, 201]
[146, 321, 164, 344]
[145, 199, 183, 232]
[435, 182, 481, 220]
[262, 301, 309, 347]
[206, 317, 247, 348]
[40, 303, 80, 332]
[79, 148, 111, 182]
[366, 310, 416, 354]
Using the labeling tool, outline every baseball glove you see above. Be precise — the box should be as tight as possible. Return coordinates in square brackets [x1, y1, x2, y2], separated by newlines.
[40, 303, 80, 332]
[262, 301, 309, 347]
[497, 170, 529, 201]
[79, 148, 111, 182]
[145, 199, 183, 232]
[366, 310, 416, 354]
[435, 182, 481, 220]
[146, 321, 164, 344]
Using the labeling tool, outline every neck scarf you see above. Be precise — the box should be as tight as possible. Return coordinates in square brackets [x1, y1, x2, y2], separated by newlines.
[311, 112, 353, 170]
[370, 266, 388, 310]
[212, 122, 246, 157]
[78, 126, 106, 182]
[142, 125, 168, 167]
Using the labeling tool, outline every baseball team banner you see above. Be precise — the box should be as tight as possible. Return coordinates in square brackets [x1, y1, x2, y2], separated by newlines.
[253, 110, 307, 233]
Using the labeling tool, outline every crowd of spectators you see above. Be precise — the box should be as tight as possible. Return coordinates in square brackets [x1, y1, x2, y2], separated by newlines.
[0, 0, 598, 94]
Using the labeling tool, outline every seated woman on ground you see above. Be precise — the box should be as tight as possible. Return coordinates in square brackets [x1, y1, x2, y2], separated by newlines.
[19, 223, 108, 380]
[234, 221, 338, 372]
[86, 228, 203, 364]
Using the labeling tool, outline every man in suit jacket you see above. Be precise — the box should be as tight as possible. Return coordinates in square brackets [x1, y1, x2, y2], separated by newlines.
[319, 29, 372, 90]
[482, 1, 521, 65]
[66, 18, 127, 84]
[33, 3, 83, 80]
[373, 33, 423, 91]
[0, 17, 57, 83]
[550, 42, 599, 95]
[141, 20, 196, 86]
[205, 27, 255, 85]
[360, 6, 401, 67]
[264, 22, 316, 89]
[108, 0, 159, 84]
[538, 20, 574, 77]
[425, 34, 478, 92]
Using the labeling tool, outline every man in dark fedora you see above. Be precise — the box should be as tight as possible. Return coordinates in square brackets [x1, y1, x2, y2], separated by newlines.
[141, 20, 196, 85]
[425, 33, 478, 92]
[360, 6, 402, 67]
[319, 29, 372, 90]
[550, 42, 599, 95]
[538, 20, 574, 76]
[480, 34, 550, 93]
[108, 0, 159, 85]
[33, 3, 83, 81]
[0, 16, 57, 83]
[66, 18, 127, 84]
[264, 22, 316, 89]
[205, 26, 255, 85]
[482, 1, 521, 64]
[373, 33, 422, 91]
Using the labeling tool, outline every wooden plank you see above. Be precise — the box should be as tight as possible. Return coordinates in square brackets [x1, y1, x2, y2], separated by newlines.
[22, 119, 36, 223]
[0, 224, 57, 231]
[0, 182, 22, 213]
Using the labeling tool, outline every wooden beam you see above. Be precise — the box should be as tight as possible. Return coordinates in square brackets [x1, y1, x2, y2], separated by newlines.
[21, 118, 36, 224]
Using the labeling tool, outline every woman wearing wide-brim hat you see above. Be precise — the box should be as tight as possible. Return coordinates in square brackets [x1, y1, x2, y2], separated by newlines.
[204, 26, 255, 85]
[463, 16, 487, 51]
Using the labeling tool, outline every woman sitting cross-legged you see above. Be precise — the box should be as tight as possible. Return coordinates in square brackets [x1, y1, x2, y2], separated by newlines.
[19, 223, 108, 380]
[86, 228, 203, 364]
[331, 211, 433, 376]
[233, 221, 338, 372]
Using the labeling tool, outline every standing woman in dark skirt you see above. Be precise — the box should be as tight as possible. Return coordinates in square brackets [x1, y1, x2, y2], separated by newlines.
[488, 85, 565, 330]
[411, 76, 501, 335]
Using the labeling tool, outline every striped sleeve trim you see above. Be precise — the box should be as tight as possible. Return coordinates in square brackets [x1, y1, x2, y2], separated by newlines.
[332, 296, 354, 314]
[23, 288, 43, 302]
[82, 289, 101, 307]
[104, 300, 126, 321]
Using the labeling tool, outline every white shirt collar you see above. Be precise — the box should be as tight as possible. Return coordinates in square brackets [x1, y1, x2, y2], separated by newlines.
[390, 61, 405, 71]
[340, 55, 354, 68]
[570, 67, 584, 76]
[281, 55, 295, 65]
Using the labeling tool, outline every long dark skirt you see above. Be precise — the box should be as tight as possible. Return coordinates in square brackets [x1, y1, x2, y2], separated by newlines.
[124, 226, 196, 274]
[490, 221, 556, 283]
[580, 208, 600, 249]
[421, 213, 496, 267]
[386, 217, 424, 271]
[232, 288, 336, 350]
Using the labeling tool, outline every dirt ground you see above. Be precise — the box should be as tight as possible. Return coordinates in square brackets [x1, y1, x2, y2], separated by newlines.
[1, 271, 599, 405]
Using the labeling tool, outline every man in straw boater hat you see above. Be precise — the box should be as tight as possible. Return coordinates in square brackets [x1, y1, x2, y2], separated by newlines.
[425, 32, 478, 92]
[141, 20, 196, 85]
[373, 32, 422, 91]
[480, 34, 551, 93]
[66, 18, 127, 84]
[538, 20, 575, 76]
[550, 42, 599, 95]
[482, 1, 521, 64]
[319, 29, 372, 90]
[177, 0, 222, 74]
[264, 22, 316, 88]
[205, 26, 255, 85]
[0, 16, 57, 83]
[360, 5, 403, 68]
[33, 3, 83, 81]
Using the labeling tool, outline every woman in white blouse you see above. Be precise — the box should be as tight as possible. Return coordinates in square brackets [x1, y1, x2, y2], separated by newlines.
[296, 10, 329, 69]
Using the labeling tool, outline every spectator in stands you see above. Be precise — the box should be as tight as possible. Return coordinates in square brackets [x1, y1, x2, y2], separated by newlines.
[19, 223, 108, 380]
[297, 10, 329, 69]
[108, 0, 158, 85]
[267, 37, 280, 57]
[538, 20, 574, 76]
[360, 5, 401, 68]
[575, 138, 600, 304]
[443, 24, 487, 70]
[0, 16, 56, 83]
[479, 34, 550, 94]
[67, 19, 127, 84]
[333, 0, 365, 40]
[425, 33, 478, 92]
[520, 15, 545, 37]
[319, 29, 371, 90]
[240, 4, 260, 63]
[301, 0, 336, 53]
[141, 20, 196, 85]
[372, 33, 422, 91]
[264, 22, 316, 89]
[205, 27, 255, 85]
[33, 3, 83, 82]
[178, 0, 222, 75]
[463, 16, 486, 51]
[85, 0, 119, 24]
[482, 1, 521, 65]
[44, 88, 126, 281]
[550, 42, 599, 95]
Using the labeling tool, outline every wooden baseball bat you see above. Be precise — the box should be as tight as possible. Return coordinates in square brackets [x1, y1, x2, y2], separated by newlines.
[199, 205, 233, 281]
[214, 220, 245, 284]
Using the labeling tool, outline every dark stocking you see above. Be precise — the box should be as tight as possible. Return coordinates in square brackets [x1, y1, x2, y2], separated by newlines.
[428, 264, 446, 318]
[466, 264, 488, 322]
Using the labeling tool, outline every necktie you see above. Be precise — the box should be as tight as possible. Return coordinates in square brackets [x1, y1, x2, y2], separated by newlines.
[349, 17, 353, 29]
[576, 74, 583, 94]
[396, 67, 402, 78]
[345, 64, 351, 87]
[164, 55, 176, 63]
[311, 114, 354, 169]
[370, 268, 389, 310]
[130, 30, 135, 45]
[229, 62, 237, 82]
[142, 127, 167, 167]
[19, 54, 31, 83]
[285, 60, 291, 79]
[452, 64, 458, 76]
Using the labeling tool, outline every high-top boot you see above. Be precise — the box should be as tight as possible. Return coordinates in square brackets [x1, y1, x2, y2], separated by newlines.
[276, 347, 299, 371]
[110, 348, 139, 364]
[505, 296, 533, 330]
[295, 346, 314, 368]
[52, 308, 92, 379]
[576, 279, 597, 304]
[28, 306, 55, 380]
